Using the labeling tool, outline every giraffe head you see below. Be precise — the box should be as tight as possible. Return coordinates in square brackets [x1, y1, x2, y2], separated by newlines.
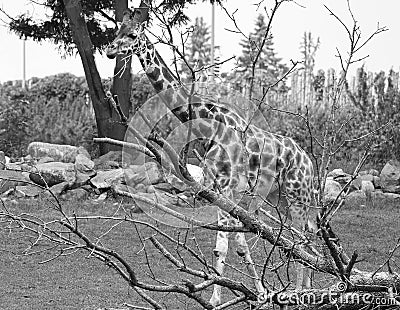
[106, 9, 147, 59]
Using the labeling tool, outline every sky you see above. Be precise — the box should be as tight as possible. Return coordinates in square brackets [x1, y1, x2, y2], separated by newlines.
[0, 0, 399, 83]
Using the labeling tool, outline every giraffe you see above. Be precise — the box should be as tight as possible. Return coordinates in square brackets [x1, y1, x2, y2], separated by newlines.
[106, 9, 316, 306]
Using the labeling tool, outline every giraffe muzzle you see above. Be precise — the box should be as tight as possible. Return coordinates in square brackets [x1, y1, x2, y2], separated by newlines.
[106, 45, 117, 59]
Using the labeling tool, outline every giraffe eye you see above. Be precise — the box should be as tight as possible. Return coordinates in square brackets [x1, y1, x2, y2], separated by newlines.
[127, 33, 137, 40]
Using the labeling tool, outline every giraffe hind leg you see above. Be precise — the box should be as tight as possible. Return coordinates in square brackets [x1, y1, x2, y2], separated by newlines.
[290, 204, 313, 290]
[234, 225, 265, 296]
[210, 211, 230, 306]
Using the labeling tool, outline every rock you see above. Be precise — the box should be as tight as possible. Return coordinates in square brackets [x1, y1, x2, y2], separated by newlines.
[29, 162, 76, 187]
[0, 170, 31, 183]
[112, 183, 136, 195]
[372, 176, 381, 189]
[0, 180, 19, 195]
[375, 190, 400, 200]
[328, 168, 353, 187]
[135, 184, 147, 192]
[90, 169, 124, 189]
[380, 160, 400, 193]
[346, 190, 366, 200]
[125, 162, 163, 187]
[323, 177, 343, 203]
[350, 177, 362, 191]
[0, 151, 5, 170]
[327, 168, 347, 179]
[334, 175, 353, 186]
[0, 170, 32, 195]
[147, 185, 156, 193]
[93, 192, 108, 202]
[15, 184, 44, 197]
[20, 163, 32, 172]
[37, 156, 55, 164]
[368, 168, 380, 176]
[27, 142, 90, 163]
[93, 151, 122, 170]
[62, 188, 89, 201]
[361, 180, 374, 193]
[5, 163, 23, 171]
[382, 192, 400, 199]
[74, 154, 95, 175]
[73, 171, 92, 188]
[359, 174, 374, 182]
[48, 181, 69, 196]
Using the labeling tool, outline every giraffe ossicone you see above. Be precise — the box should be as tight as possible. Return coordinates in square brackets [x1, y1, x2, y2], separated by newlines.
[107, 9, 316, 306]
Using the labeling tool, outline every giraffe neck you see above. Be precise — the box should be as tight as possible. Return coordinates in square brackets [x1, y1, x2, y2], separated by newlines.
[137, 40, 180, 93]
[135, 38, 249, 142]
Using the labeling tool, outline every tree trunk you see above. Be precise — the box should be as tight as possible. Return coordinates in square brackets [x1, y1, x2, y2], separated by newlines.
[63, 0, 115, 155]
[108, 0, 132, 152]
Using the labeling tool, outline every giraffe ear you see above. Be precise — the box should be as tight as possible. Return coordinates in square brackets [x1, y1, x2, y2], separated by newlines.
[122, 9, 135, 25]
[122, 7, 149, 31]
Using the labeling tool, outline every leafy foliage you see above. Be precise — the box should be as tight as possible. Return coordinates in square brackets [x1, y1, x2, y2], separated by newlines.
[9, 0, 116, 55]
[6, 0, 222, 56]
[0, 73, 154, 158]
[267, 67, 400, 169]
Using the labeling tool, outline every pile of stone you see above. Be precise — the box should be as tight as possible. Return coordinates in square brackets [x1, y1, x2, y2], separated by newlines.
[0, 142, 172, 203]
[323, 161, 400, 203]
[1, 142, 399, 206]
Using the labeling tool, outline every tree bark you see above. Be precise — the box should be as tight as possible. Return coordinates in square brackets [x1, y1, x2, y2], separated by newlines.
[63, 0, 114, 155]
[108, 0, 132, 152]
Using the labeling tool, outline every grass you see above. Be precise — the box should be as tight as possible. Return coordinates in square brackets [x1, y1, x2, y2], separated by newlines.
[0, 195, 399, 310]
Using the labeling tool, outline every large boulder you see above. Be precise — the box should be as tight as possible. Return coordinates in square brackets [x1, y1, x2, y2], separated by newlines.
[27, 142, 90, 163]
[93, 151, 122, 170]
[124, 162, 164, 187]
[74, 154, 95, 175]
[90, 169, 124, 189]
[327, 168, 352, 187]
[0, 170, 31, 195]
[15, 184, 44, 198]
[323, 177, 343, 203]
[62, 188, 89, 201]
[380, 160, 400, 194]
[29, 162, 76, 187]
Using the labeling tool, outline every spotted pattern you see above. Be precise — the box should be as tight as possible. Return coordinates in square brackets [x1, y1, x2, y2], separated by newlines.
[107, 21, 316, 306]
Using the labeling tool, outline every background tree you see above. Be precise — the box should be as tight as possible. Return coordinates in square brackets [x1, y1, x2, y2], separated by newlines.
[231, 14, 288, 97]
[180, 17, 214, 81]
[299, 31, 320, 108]
[2, 0, 220, 154]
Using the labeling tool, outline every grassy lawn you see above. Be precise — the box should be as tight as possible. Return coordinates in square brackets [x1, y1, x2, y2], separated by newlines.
[0, 195, 399, 310]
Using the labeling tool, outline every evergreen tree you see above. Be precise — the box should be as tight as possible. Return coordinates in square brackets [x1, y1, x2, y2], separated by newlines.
[180, 17, 219, 82]
[234, 14, 288, 92]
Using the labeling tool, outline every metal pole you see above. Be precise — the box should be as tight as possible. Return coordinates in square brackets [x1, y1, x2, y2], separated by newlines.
[22, 39, 26, 89]
[210, 2, 215, 82]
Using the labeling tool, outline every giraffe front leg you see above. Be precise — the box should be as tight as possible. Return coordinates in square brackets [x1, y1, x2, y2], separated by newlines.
[210, 230, 229, 306]
[291, 212, 313, 290]
[235, 231, 265, 296]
